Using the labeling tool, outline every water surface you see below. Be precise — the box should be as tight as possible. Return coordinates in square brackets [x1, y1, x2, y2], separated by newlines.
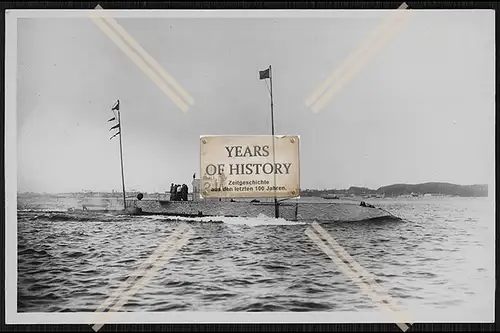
[17, 197, 494, 317]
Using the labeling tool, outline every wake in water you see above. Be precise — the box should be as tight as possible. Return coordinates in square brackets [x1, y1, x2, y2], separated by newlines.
[18, 208, 68, 213]
[18, 209, 307, 225]
[18, 211, 130, 223]
[145, 213, 307, 226]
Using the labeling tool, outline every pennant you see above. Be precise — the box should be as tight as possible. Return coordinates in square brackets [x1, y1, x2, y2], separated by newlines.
[259, 68, 270, 80]
[107, 117, 116, 122]
[112, 99, 120, 111]
[109, 123, 120, 131]
[110, 131, 120, 140]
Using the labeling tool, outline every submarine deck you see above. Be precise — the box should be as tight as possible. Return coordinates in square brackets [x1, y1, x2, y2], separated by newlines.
[125, 198, 399, 222]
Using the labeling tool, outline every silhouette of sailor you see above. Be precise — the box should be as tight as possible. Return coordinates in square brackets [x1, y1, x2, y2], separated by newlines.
[169, 183, 175, 201]
[181, 184, 188, 201]
[176, 184, 182, 201]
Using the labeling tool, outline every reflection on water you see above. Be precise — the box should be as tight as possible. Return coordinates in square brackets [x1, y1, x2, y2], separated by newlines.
[17, 197, 494, 315]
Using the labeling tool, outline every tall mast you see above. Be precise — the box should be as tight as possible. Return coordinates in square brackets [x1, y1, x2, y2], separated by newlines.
[109, 99, 127, 210]
[269, 65, 279, 218]
[118, 110, 127, 209]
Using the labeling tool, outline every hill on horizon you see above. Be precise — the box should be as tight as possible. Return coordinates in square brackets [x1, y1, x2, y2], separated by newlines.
[376, 182, 488, 197]
[302, 182, 488, 197]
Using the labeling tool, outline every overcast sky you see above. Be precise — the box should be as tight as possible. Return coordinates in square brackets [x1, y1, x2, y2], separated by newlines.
[16, 10, 495, 193]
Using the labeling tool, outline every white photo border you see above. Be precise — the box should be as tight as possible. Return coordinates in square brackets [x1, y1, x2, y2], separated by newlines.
[4, 7, 495, 326]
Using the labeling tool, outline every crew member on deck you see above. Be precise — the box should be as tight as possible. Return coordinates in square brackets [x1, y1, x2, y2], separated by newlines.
[169, 183, 175, 201]
[181, 184, 188, 201]
[176, 185, 182, 201]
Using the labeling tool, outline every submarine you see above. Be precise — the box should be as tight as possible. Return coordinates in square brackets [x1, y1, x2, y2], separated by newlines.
[91, 100, 399, 223]
[125, 197, 399, 222]
[75, 181, 400, 223]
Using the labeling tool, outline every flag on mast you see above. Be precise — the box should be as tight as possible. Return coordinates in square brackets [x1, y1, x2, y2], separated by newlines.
[109, 123, 120, 131]
[108, 99, 121, 140]
[110, 131, 120, 140]
[112, 99, 120, 111]
[259, 68, 270, 80]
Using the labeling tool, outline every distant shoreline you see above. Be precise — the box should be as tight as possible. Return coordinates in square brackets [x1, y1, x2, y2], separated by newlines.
[302, 182, 488, 198]
[17, 182, 488, 198]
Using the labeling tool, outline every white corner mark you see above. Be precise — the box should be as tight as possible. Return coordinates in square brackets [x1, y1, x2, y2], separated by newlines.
[306, 2, 411, 113]
[89, 5, 195, 112]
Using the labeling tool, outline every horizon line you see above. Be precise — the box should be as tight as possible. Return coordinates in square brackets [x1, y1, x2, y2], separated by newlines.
[16, 181, 489, 195]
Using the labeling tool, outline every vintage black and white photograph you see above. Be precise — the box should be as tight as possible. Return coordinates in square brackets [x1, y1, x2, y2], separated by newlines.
[5, 5, 495, 328]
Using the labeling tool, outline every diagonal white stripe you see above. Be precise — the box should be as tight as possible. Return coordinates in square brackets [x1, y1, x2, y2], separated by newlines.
[312, 222, 381, 285]
[310, 11, 412, 113]
[305, 226, 413, 331]
[108, 230, 194, 311]
[306, 2, 410, 113]
[310, 222, 413, 321]
[91, 228, 195, 332]
[94, 5, 195, 106]
[305, 2, 409, 108]
[91, 223, 189, 319]
[89, 9, 191, 112]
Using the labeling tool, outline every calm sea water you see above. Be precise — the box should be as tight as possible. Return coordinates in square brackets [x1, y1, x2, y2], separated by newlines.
[17, 196, 494, 317]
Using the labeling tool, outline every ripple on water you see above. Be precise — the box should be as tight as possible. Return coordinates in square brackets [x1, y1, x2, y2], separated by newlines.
[227, 302, 287, 312]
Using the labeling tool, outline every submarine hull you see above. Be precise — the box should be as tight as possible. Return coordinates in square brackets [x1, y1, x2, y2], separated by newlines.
[125, 199, 399, 222]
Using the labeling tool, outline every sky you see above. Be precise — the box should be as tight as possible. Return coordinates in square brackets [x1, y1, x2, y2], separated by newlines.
[15, 10, 495, 193]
